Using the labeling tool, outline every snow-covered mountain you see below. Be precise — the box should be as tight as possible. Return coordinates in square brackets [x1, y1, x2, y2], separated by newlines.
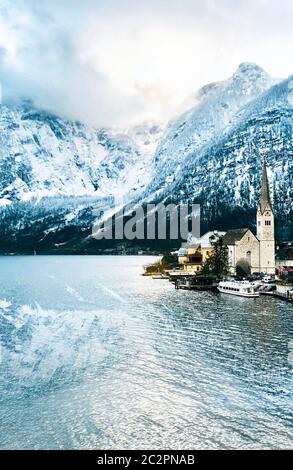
[146, 62, 276, 193]
[0, 101, 163, 252]
[135, 63, 293, 240]
[0, 63, 292, 253]
[0, 102, 162, 204]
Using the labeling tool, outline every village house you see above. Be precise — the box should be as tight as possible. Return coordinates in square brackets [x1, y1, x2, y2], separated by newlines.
[178, 231, 226, 273]
[201, 231, 226, 262]
[177, 161, 275, 276]
[275, 247, 293, 278]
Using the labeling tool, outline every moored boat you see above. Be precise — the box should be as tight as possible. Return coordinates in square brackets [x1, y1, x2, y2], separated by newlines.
[218, 280, 259, 298]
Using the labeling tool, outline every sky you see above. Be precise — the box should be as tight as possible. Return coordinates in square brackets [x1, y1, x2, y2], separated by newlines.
[0, 0, 293, 127]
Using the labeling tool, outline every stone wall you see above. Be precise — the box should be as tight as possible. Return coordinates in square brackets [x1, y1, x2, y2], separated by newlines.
[235, 230, 260, 273]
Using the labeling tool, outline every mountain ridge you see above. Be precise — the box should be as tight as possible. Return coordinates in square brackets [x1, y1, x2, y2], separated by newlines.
[0, 63, 292, 253]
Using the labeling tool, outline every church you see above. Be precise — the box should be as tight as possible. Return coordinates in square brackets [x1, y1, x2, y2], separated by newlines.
[222, 161, 275, 275]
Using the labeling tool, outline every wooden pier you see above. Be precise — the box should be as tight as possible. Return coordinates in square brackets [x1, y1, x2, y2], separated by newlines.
[273, 290, 293, 303]
[259, 287, 293, 303]
[146, 267, 293, 303]
[174, 275, 218, 291]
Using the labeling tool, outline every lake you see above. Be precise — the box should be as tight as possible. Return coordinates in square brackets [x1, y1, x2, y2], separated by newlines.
[0, 256, 292, 449]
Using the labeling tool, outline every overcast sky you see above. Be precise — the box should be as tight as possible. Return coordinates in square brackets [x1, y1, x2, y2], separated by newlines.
[0, 0, 292, 127]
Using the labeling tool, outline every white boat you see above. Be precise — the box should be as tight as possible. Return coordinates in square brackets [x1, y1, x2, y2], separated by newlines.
[218, 280, 259, 298]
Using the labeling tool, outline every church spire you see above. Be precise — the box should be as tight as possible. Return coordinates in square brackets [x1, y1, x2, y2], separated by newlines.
[259, 159, 272, 214]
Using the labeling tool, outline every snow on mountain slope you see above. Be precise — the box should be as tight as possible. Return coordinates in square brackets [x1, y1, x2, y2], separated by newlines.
[0, 102, 163, 205]
[143, 62, 276, 197]
[0, 63, 292, 252]
[144, 75, 293, 238]
[0, 101, 163, 252]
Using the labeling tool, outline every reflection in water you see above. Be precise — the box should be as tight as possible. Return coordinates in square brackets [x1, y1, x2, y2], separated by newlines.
[0, 256, 292, 449]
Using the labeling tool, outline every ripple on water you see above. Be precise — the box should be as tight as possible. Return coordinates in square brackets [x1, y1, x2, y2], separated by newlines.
[0, 256, 292, 449]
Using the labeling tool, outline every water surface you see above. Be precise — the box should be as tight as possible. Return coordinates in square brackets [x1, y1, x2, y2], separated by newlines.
[0, 256, 292, 449]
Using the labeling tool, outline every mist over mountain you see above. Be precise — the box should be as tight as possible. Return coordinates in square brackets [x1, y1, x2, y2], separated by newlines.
[0, 63, 292, 253]
[138, 64, 293, 240]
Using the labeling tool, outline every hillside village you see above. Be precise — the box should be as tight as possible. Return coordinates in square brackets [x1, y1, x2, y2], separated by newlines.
[145, 161, 293, 299]
[171, 161, 292, 278]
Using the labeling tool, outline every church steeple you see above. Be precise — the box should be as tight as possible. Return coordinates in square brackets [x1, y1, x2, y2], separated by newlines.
[259, 159, 272, 214]
[256, 159, 275, 274]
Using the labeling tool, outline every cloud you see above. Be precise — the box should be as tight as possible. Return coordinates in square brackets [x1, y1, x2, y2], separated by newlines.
[0, 0, 145, 126]
[0, 0, 293, 127]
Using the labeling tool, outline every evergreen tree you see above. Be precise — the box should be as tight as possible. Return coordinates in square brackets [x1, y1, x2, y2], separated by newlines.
[161, 251, 178, 268]
[236, 258, 251, 278]
[201, 237, 229, 277]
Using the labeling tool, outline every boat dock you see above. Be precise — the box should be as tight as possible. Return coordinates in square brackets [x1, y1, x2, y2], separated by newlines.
[258, 285, 293, 303]
[273, 291, 293, 302]
[174, 275, 218, 291]
[260, 290, 293, 303]
[147, 267, 293, 303]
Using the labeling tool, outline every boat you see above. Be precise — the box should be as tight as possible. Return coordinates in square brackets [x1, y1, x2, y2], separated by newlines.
[217, 280, 259, 298]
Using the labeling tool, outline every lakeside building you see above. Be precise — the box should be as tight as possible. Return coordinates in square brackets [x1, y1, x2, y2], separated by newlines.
[222, 161, 275, 275]
[275, 247, 293, 278]
[177, 161, 276, 276]
[178, 231, 226, 273]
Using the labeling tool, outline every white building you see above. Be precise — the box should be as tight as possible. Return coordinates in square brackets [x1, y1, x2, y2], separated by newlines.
[178, 230, 226, 272]
[223, 161, 275, 275]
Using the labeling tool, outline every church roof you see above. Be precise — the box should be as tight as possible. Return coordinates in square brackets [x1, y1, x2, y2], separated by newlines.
[259, 160, 272, 214]
[222, 228, 249, 245]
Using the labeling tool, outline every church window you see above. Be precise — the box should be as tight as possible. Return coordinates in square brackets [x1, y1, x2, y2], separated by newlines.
[246, 251, 251, 264]
[265, 220, 271, 226]
[258, 221, 261, 226]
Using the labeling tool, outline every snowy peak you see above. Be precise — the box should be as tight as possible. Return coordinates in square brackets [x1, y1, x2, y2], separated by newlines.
[147, 63, 276, 194]
[0, 63, 292, 252]
[136, 64, 292, 239]
[233, 62, 268, 79]
[196, 62, 272, 103]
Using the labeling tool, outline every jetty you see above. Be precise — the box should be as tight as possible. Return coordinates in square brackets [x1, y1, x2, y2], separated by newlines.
[273, 291, 293, 302]
[174, 274, 219, 291]
[259, 285, 293, 303]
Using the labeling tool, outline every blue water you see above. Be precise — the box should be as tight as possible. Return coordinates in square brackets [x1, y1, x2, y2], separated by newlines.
[0, 255, 292, 450]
